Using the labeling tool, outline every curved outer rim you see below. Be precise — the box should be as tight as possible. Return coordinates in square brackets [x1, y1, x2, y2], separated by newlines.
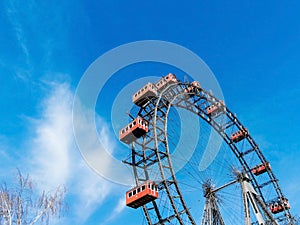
[128, 81, 293, 225]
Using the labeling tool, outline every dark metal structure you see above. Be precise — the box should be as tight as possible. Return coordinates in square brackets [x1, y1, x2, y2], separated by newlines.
[121, 76, 295, 225]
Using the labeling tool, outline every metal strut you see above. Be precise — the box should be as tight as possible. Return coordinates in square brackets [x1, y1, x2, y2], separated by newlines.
[201, 182, 226, 225]
[239, 174, 279, 225]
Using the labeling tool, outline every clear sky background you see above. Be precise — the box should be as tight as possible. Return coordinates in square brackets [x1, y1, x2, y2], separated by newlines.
[0, 1, 299, 224]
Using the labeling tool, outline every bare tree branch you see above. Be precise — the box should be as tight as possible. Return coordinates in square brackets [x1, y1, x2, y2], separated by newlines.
[0, 170, 67, 225]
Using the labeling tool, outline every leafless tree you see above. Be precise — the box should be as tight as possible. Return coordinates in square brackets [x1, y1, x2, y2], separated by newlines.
[0, 170, 66, 225]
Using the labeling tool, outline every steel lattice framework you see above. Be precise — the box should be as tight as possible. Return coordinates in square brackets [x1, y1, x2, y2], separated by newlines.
[122, 80, 295, 225]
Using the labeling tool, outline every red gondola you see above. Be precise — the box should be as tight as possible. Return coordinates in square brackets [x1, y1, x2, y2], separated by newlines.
[126, 181, 159, 209]
[119, 117, 148, 144]
[206, 101, 225, 116]
[252, 162, 271, 176]
[270, 198, 290, 214]
[230, 128, 248, 143]
[155, 73, 177, 91]
[132, 82, 158, 106]
[184, 81, 201, 96]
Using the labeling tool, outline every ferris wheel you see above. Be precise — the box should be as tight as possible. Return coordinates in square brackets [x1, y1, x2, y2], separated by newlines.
[119, 73, 295, 225]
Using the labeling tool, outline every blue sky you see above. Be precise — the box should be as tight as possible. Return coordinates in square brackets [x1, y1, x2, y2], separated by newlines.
[0, 0, 299, 224]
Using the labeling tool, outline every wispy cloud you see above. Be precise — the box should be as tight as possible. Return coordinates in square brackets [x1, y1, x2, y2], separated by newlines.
[72, 96, 132, 186]
[102, 196, 126, 224]
[4, 0, 33, 73]
[29, 82, 73, 189]
[3, 0, 71, 81]
[69, 162, 112, 223]
[25, 81, 120, 224]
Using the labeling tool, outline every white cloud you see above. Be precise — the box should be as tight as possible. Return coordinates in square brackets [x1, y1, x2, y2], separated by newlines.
[29, 82, 72, 189]
[26, 81, 120, 224]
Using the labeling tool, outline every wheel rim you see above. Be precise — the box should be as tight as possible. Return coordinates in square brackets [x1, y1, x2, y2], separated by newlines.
[123, 81, 294, 225]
